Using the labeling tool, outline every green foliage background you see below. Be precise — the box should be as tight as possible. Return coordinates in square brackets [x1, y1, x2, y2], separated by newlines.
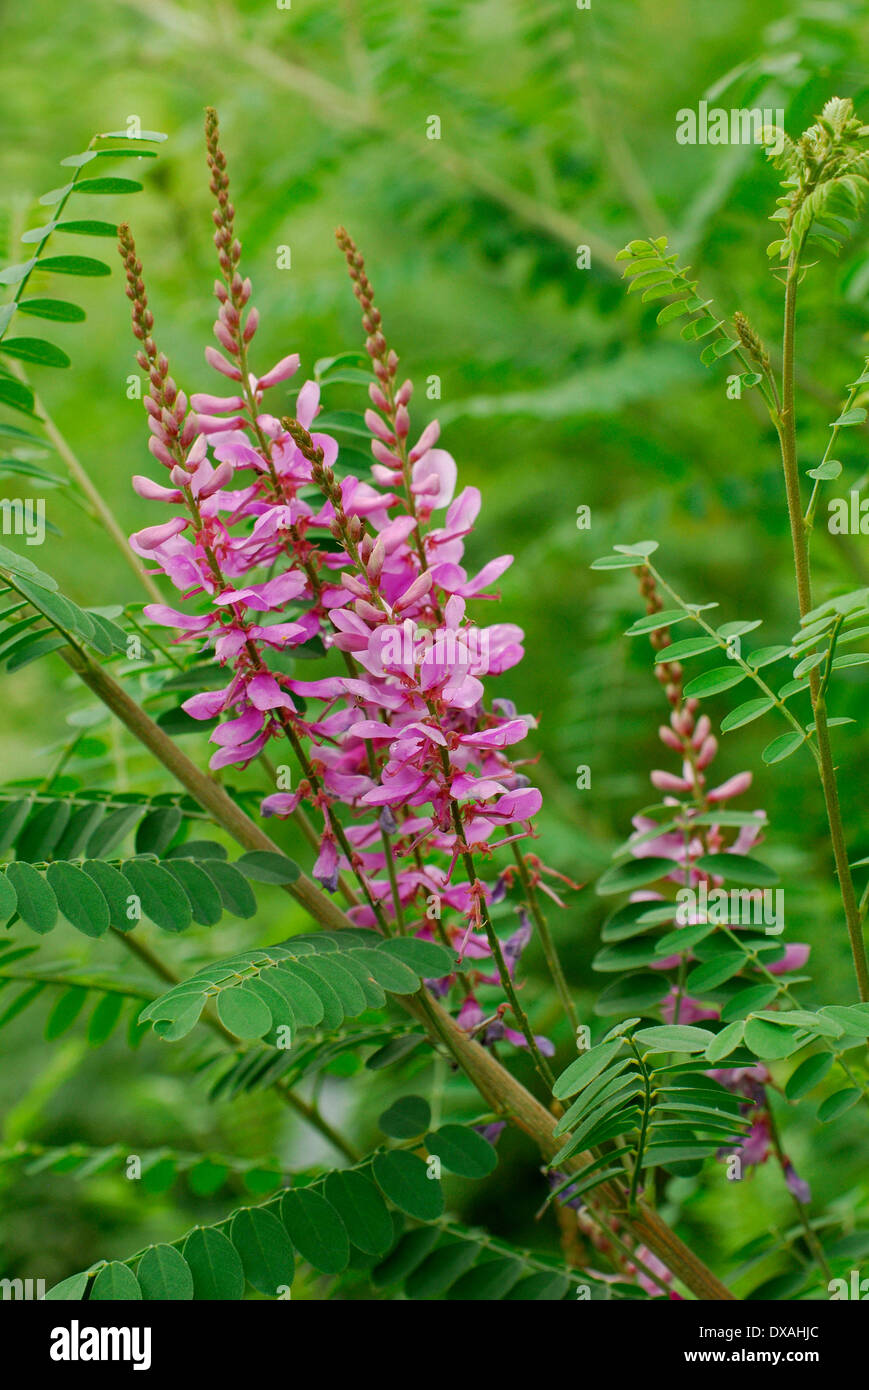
[1, 0, 868, 1296]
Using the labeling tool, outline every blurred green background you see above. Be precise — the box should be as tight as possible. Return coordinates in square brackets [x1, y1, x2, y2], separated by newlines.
[1, 0, 868, 1296]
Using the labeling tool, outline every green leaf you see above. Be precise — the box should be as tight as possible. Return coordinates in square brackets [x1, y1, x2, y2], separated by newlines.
[806, 460, 842, 480]
[54, 219, 119, 237]
[817, 1088, 861, 1122]
[44, 1271, 90, 1300]
[358, 949, 421, 995]
[405, 1241, 479, 1299]
[87, 993, 124, 1046]
[693, 853, 779, 887]
[200, 860, 257, 918]
[594, 972, 669, 1015]
[654, 920, 716, 956]
[447, 1257, 525, 1301]
[0, 377, 36, 414]
[45, 861, 111, 937]
[832, 652, 869, 670]
[624, 609, 691, 635]
[592, 938, 664, 971]
[0, 338, 70, 368]
[311, 410, 369, 436]
[634, 1024, 715, 1053]
[743, 1017, 808, 1059]
[378, 937, 453, 979]
[590, 553, 648, 570]
[379, 1094, 432, 1139]
[323, 1171, 394, 1256]
[0, 798, 32, 853]
[37, 255, 111, 277]
[45, 986, 89, 1040]
[552, 1039, 625, 1100]
[134, 806, 182, 856]
[280, 1188, 349, 1273]
[785, 1052, 833, 1101]
[372, 1150, 444, 1220]
[230, 1207, 295, 1296]
[704, 1021, 745, 1062]
[683, 666, 746, 698]
[121, 858, 193, 932]
[266, 967, 324, 1028]
[136, 1243, 194, 1301]
[81, 860, 138, 931]
[747, 645, 790, 669]
[371, 1229, 440, 1287]
[54, 804, 105, 859]
[653, 636, 720, 662]
[5, 632, 68, 670]
[721, 698, 775, 732]
[15, 799, 71, 860]
[762, 731, 806, 765]
[685, 954, 748, 993]
[183, 1227, 245, 1300]
[505, 1271, 570, 1300]
[426, 1124, 498, 1179]
[74, 176, 143, 195]
[85, 804, 142, 857]
[216, 986, 273, 1040]
[89, 1261, 141, 1300]
[721, 984, 780, 1021]
[162, 858, 223, 926]
[0, 871, 16, 922]
[755, 1009, 842, 1037]
[596, 856, 677, 895]
[832, 407, 867, 426]
[818, 1003, 869, 1035]
[235, 850, 300, 884]
[6, 860, 57, 933]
